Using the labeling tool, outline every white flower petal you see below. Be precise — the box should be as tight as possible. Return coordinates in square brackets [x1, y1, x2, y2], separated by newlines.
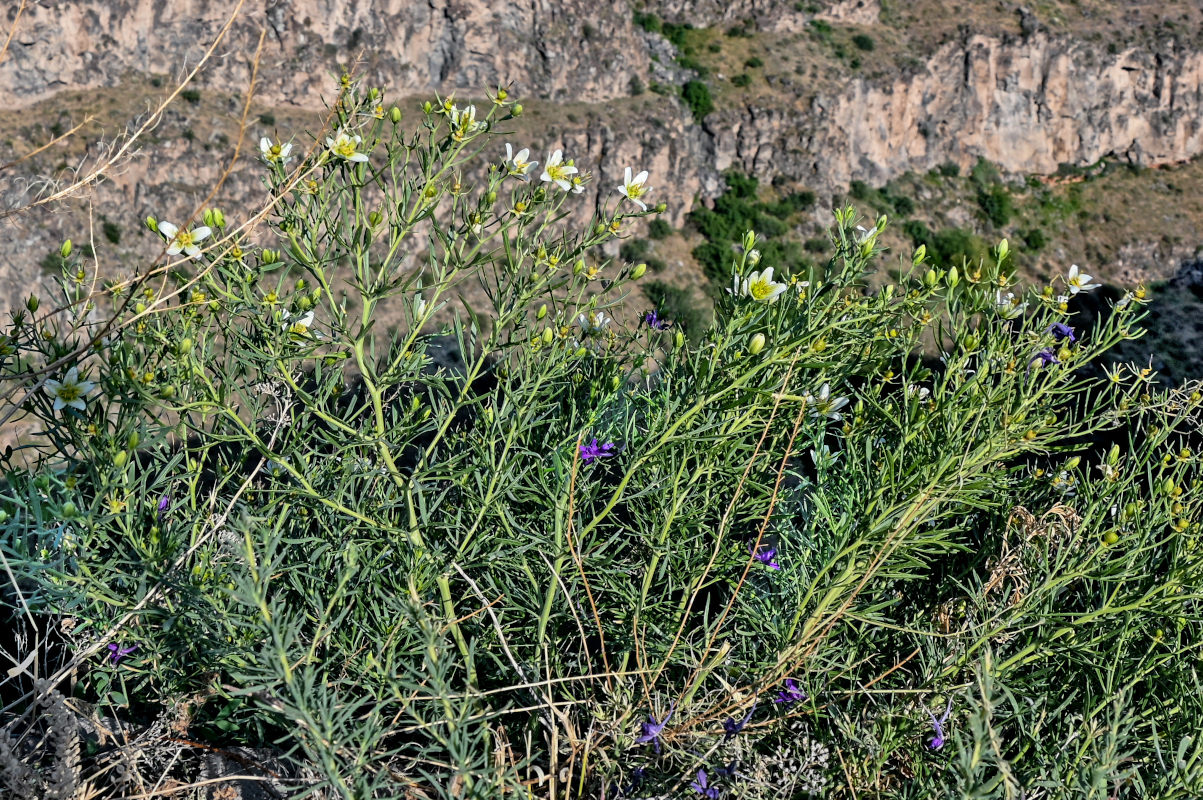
[157, 221, 179, 239]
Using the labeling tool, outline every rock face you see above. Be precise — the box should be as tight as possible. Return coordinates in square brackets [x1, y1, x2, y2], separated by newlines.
[4, 0, 1203, 312]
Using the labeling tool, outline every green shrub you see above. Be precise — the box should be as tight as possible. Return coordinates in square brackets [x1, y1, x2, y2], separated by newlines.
[633, 11, 661, 33]
[620, 238, 651, 263]
[258, 112, 276, 125]
[648, 218, 673, 239]
[628, 75, 645, 95]
[101, 218, 121, 245]
[744, 56, 764, 68]
[977, 184, 1014, 227]
[852, 33, 876, 51]
[4, 80, 1198, 800]
[731, 73, 752, 88]
[1022, 226, 1047, 250]
[937, 160, 960, 178]
[804, 236, 829, 253]
[180, 88, 201, 103]
[681, 79, 714, 121]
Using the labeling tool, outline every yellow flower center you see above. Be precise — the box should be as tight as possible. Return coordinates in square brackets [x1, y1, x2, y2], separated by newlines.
[626, 181, 645, 199]
[175, 230, 194, 248]
[547, 164, 567, 182]
[57, 384, 81, 402]
[749, 278, 775, 300]
[334, 137, 358, 158]
[269, 144, 282, 159]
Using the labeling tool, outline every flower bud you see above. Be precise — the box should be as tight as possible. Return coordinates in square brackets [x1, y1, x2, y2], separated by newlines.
[575, 346, 588, 357]
[1103, 530, 1119, 546]
[1065, 456, 1080, 470]
[135, 302, 147, 314]
[214, 209, 226, 228]
[542, 326, 554, 346]
[654, 202, 667, 213]
[748, 332, 766, 355]
[60, 239, 73, 258]
[25, 295, 38, 313]
[512, 103, 523, 116]
[573, 259, 585, 276]
[997, 238, 1010, 261]
[114, 451, 129, 469]
[368, 210, 383, 226]
[742, 230, 756, 251]
[609, 375, 621, 391]
[389, 105, 402, 124]
[202, 209, 215, 228]
[946, 266, 959, 288]
[127, 431, 140, 449]
[486, 190, 498, 204]
[1106, 444, 1120, 465]
[912, 244, 926, 265]
[61, 502, 77, 519]
[423, 100, 433, 114]
[497, 87, 508, 100]
[145, 216, 159, 232]
[536, 303, 547, 320]
[674, 330, 685, 349]
[0, 510, 7, 523]
[630, 262, 647, 280]
[923, 269, 938, 288]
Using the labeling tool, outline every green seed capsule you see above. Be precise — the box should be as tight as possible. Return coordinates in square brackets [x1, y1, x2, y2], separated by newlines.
[630, 263, 647, 280]
[60, 239, 73, 258]
[114, 451, 129, 469]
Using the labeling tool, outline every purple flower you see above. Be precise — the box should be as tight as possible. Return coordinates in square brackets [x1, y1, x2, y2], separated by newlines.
[636, 703, 674, 754]
[773, 678, 806, 705]
[156, 494, 170, 521]
[620, 766, 646, 796]
[643, 309, 670, 330]
[751, 544, 780, 570]
[579, 438, 617, 464]
[927, 698, 953, 750]
[1047, 322, 1076, 343]
[690, 769, 720, 798]
[1030, 348, 1059, 368]
[722, 703, 756, 740]
[713, 759, 738, 779]
[107, 643, 137, 664]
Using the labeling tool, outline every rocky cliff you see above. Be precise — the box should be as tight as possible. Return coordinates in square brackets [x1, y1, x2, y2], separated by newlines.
[3, 0, 1203, 313]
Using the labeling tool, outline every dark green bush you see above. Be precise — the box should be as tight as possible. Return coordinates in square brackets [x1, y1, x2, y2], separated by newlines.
[681, 80, 714, 121]
[633, 11, 661, 33]
[977, 184, 1014, 227]
[745, 56, 764, 68]
[648, 219, 673, 239]
[180, 88, 201, 104]
[731, 74, 752, 88]
[852, 33, 876, 51]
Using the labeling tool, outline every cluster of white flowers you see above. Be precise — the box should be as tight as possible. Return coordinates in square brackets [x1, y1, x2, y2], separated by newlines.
[995, 290, 1027, 320]
[326, 128, 369, 163]
[729, 267, 788, 303]
[1065, 264, 1100, 295]
[43, 367, 96, 412]
[157, 220, 212, 260]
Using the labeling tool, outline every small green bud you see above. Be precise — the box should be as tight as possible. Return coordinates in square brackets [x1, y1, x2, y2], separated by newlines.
[262, 249, 279, 264]
[368, 210, 383, 226]
[748, 332, 766, 355]
[997, 238, 1010, 261]
[742, 230, 756, 251]
[202, 209, 215, 228]
[573, 259, 585, 275]
[1107, 443, 1120, 465]
[127, 431, 139, 449]
[145, 215, 159, 232]
[654, 202, 667, 213]
[60, 239, 73, 258]
[674, 330, 685, 349]
[25, 295, 39, 313]
[213, 209, 226, 228]
[1057, 346, 1072, 362]
[923, 269, 939, 288]
[61, 502, 77, 519]
[113, 451, 129, 469]
[512, 103, 523, 116]
[542, 326, 554, 346]
[423, 100, 433, 114]
[160, 385, 176, 398]
[135, 302, 147, 314]
[299, 296, 313, 312]
[1064, 456, 1081, 471]
[536, 304, 547, 320]
[368, 87, 380, 100]
[609, 375, 621, 391]
[389, 106, 402, 124]
[0, 510, 7, 523]
[630, 262, 647, 280]
[575, 346, 588, 357]
[912, 244, 926, 265]
[946, 266, 959, 288]
[594, 223, 606, 235]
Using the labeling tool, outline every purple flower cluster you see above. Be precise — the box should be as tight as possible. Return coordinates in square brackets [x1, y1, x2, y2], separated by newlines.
[643, 309, 671, 330]
[107, 643, 136, 664]
[927, 698, 953, 750]
[635, 703, 674, 754]
[722, 703, 756, 740]
[773, 678, 806, 705]
[751, 543, 781, 570]
[579, 438, 617, 464]
[1030, 348, 1059, 368]
[1048, 322, 1076, 343]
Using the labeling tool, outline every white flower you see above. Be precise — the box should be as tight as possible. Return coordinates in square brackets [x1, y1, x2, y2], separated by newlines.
[855, 225, 876, 244]
[618, 167, 651, 211]
[157, 220, 212, 260]
[43, 366, 96, 412]
[806, 383, 849, 421]
[1066, 264, 1100, 295]
[414, 294, 428, 320]
[504, 144, 538, 179]
[729, 266, 788, 303]
[995, 290, 1027, 320]
[578, 310, 611, 335]
[907, 384, 931, 400]
[326, 128, 369, 163]
[540, 149, 578, 192]
[747, 249, 761, 266]
[259, 136, 293, 164]
[281, 309, 319, 338]
[571, 174, 588, 194]
[449, 104, 484, 141]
